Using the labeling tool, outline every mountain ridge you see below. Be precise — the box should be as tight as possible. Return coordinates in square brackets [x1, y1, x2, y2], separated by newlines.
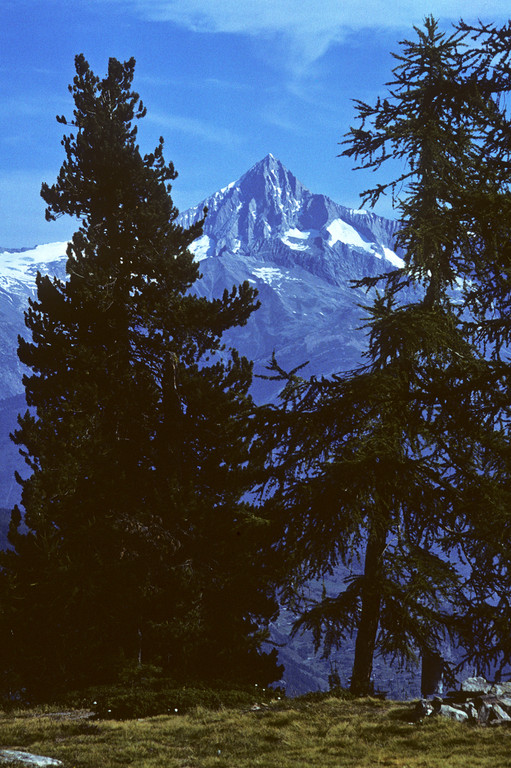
[0, 154, 404, 481]
[178, 154, 404, 399]
[180, 153, 402, 284]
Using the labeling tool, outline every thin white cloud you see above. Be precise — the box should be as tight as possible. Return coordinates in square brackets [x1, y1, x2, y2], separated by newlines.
[104, 0, 511, 67]
[203, 77, 251, 93]
[146, 111, 241, 146]
[137, 73, 251, 93]
[263, 111, 308, 136]
[4, 95, 52, 118]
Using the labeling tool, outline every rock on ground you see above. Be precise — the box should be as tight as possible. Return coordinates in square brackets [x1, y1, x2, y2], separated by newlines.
[0, 750, 63, 766]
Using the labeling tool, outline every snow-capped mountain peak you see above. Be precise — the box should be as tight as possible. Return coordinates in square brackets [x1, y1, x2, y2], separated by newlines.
[181, 155, 403, 286]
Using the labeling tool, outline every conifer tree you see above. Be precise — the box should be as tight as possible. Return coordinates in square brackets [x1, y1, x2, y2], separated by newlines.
[436, 19, 511, 676]
[0, 55, 280, 697]
[259, 17, 511, 694]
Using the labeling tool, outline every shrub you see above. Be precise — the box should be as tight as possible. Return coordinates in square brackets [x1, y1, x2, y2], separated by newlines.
[82, 674, 283, 719]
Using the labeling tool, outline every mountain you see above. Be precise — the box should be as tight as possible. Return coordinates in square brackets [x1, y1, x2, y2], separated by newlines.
[0, 155, 410, 695]
[0, 242, 68, 400]
[0, 155, 403, 396]
[0, 155, 404, 502]
[180, 153, 403, 400]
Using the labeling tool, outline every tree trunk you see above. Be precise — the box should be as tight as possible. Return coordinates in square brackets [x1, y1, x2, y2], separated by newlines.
[350, 521, 387, 695]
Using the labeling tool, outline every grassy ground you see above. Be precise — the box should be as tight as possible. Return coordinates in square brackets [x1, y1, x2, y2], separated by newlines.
[1, 696, 511, 768]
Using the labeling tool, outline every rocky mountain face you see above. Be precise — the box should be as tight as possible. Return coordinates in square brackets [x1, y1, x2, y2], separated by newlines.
[0, 155, 412, 695]
[181, 153, 403, 401]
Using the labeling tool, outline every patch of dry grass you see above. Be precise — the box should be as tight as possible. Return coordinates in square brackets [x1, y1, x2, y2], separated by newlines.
[1, 697, 511, 767]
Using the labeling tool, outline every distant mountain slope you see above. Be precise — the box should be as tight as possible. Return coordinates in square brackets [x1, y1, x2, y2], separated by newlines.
[0, 243, 67, 400]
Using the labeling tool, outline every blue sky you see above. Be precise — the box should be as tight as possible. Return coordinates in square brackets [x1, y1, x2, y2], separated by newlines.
[2, 0, 510, 248]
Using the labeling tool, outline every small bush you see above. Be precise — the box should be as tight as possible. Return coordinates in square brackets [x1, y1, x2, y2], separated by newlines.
[294, 687, 355, 704]
[81, 676, 283, 719]
[92, 686, 223, 719]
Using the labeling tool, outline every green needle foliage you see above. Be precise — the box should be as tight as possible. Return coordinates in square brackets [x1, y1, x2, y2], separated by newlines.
[258, 17, 511, 695]
[437, 19, 511, 675]
[0, 55, 280, 700]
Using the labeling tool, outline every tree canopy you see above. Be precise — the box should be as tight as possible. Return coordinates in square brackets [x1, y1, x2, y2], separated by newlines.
[258, 17, 511, 694]
[0, 55, 280, 698]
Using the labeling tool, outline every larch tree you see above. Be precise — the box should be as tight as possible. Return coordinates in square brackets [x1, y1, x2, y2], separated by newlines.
[436, 19, 511, 677]
[0, 55, 280, 698]
[259, 17, 511, 695]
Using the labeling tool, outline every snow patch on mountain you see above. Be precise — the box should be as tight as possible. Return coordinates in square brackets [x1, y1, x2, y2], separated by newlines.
[0, 242, 67, 283]
[326, 218, 403, 268]
[327, 218, 370, 250]
[381, 246, 404, 268]
[281, 227, 319, 251]
[189, 234, 214, 262]
[220, 180, 237, 194]
[252, 267, 284, 285]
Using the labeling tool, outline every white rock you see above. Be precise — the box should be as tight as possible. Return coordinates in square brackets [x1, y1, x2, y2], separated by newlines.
[0, 750, 63, 766]
[497, 695, 511, 712]
[461, 676, 491, 693]
[492, 682, 511, 696]
[490, 703, 511, 723]
[439, 704, 469, 722]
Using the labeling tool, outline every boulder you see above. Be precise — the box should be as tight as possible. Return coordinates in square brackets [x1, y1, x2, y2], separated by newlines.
[492, 682, 511, 696]
[438, 704, 469, 722]
[0, 750, 63, 766]
[489, 704, 511, 725]
[413, 680, 511, 726]
[497, 696, 511, 714]
[461, 676, 492, 694]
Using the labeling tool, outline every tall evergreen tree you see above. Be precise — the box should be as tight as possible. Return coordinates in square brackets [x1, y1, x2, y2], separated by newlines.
[437, 19, 511, 676]
[0, 55, 280, 697]
[259, 18, 511, 694]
